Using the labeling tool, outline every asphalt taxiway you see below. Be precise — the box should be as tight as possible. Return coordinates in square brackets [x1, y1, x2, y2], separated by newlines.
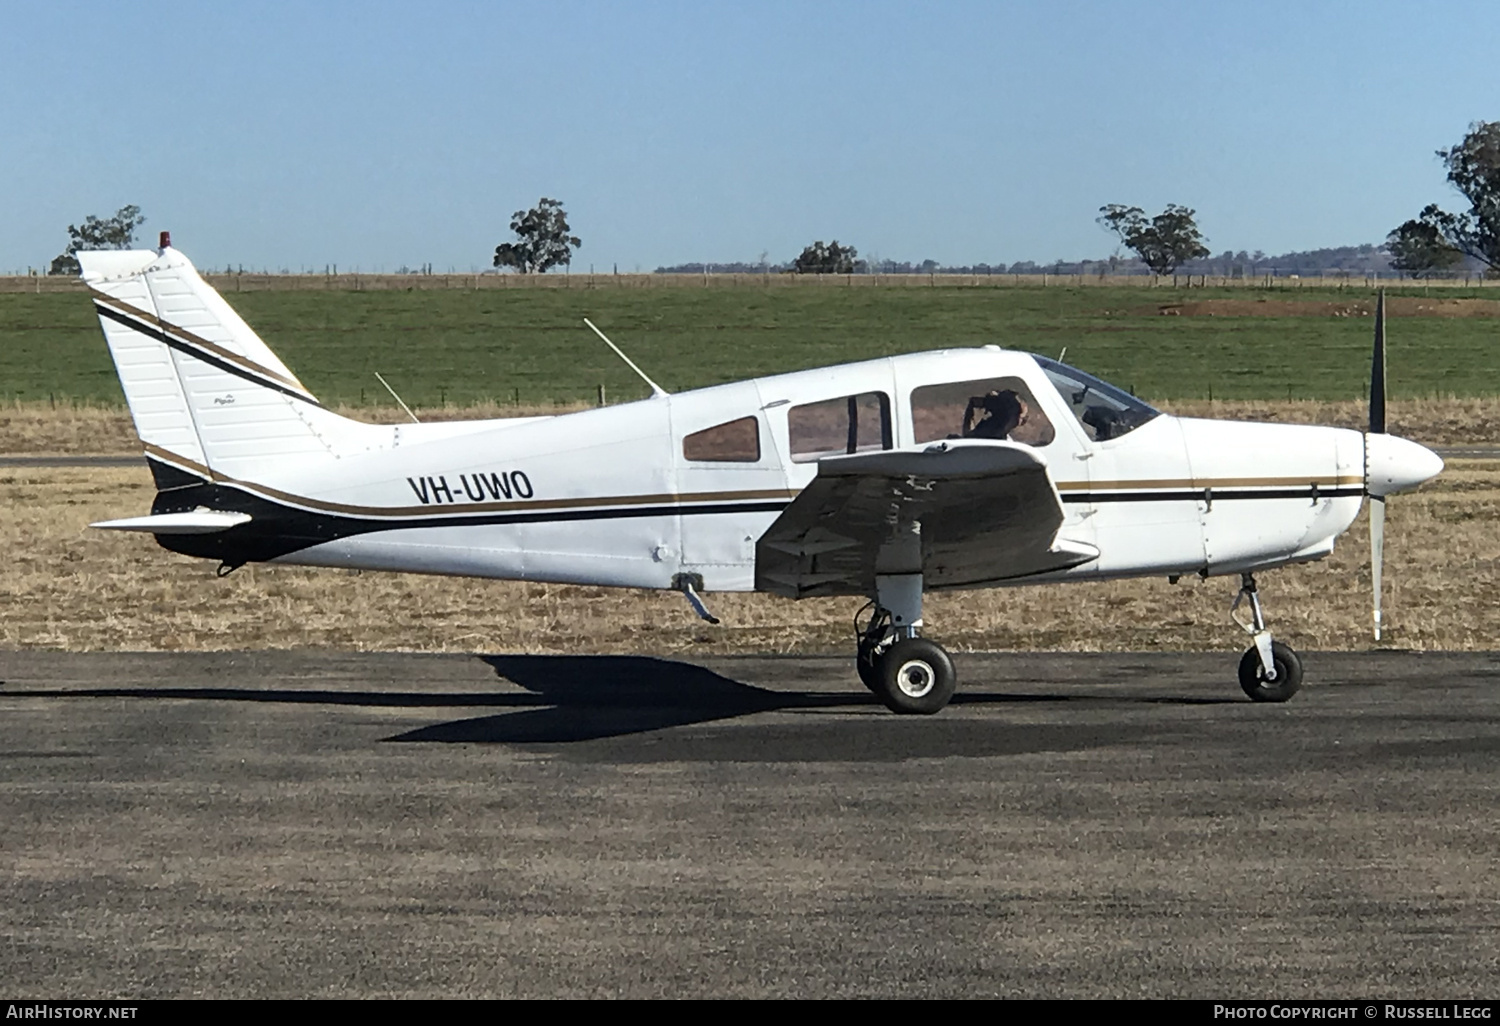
[2, 649, 1497, 998]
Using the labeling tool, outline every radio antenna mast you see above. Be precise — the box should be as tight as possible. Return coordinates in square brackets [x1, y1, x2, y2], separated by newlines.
[583, 318, 668, 398]
[374, 371, 420, 423]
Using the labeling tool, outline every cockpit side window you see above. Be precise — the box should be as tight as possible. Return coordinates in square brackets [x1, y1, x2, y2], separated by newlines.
[911, 377, 1055, 447]
[1031, 355, 1160, 442]
[789, 392, 891, 463]
[683, 416, 761, 462]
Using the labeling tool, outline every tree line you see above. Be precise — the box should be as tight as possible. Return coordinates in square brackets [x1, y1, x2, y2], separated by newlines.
[38, 122, 1500, 280]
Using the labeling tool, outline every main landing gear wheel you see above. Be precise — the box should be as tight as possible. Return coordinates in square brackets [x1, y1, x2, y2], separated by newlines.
[873, 638, 956, 715]
[856, 569, 956, 714]
[1238, 641, 1303, 703]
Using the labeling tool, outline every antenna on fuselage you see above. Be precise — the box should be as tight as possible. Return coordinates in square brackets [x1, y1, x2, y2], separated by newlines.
[374, 371, 420, 423]
[583, 318, 669, 399]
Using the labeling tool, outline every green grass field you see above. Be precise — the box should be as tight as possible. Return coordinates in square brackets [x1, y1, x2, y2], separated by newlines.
[3, 282, 1496, 408]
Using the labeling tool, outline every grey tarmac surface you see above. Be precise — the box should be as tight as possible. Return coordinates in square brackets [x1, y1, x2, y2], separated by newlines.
[1, 649, 1498, 999]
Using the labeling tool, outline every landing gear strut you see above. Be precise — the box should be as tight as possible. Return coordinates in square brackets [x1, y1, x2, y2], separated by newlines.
[1230, 572, 1303, 702]
[854, 572, 957, 714]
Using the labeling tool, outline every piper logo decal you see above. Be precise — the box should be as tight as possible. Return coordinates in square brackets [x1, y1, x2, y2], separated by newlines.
[407, 472, 535, 505]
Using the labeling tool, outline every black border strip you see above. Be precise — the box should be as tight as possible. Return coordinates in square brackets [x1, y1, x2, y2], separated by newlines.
[95, 303, 324, 408]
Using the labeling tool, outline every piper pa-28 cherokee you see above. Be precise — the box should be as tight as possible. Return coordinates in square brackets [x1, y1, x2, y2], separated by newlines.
[81, 237, 1443, 714]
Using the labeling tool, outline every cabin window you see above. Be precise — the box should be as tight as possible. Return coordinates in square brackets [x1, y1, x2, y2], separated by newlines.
[683, 416, 761, 462]
[789, 392, 892, 463]
[911, 376, 1056, 447]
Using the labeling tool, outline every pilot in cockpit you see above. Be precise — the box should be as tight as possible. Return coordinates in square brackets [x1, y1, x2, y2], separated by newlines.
[962, 389, 1028, 440]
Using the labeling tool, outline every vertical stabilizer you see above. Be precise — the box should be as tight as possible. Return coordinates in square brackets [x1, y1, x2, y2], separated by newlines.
[80, 245, 377, 479]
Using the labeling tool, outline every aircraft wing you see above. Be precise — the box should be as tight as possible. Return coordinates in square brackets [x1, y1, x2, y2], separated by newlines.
[755, 442, 1098, 598]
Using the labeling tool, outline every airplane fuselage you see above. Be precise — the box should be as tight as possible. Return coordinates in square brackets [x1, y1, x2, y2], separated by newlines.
[147, 346, 1368, 591]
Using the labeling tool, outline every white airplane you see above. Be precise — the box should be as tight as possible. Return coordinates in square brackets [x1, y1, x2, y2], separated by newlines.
[80, 237, 1443, 715]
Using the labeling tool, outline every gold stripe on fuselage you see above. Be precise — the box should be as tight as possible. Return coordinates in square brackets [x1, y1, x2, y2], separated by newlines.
[1054, 475, 1363, 492]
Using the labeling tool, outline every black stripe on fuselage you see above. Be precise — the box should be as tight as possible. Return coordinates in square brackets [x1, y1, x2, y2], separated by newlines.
[95, 303, 324, 408]
[146, 471, 789, 563]
[1061, 487, 1365, 504]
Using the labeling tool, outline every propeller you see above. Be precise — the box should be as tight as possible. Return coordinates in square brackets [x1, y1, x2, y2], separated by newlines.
[1362, 290, 1443, 641]
[1369, 289, 1386, 641]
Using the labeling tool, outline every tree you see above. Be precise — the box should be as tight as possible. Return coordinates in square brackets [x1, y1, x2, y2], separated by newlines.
[48, 204, 146, 275]
[1385, 209, 1463, 278]
[1096, 203, 1210, 276]
[1406, 121, 1500, 272]
[793, 240, 858, 274]
[492, 197, 580, 273]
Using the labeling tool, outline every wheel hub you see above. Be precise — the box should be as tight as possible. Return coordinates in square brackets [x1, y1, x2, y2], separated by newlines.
[895, 659, 936, 698]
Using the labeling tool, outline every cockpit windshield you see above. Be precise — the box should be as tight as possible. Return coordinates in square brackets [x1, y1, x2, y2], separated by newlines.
[1031, 355, 1160, 442]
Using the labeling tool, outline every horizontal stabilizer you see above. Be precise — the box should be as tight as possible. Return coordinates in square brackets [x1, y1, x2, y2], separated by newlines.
[90, 510, 252, 535]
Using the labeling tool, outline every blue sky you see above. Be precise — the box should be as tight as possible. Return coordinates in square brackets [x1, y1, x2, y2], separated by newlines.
[3, 1, 1498, 273]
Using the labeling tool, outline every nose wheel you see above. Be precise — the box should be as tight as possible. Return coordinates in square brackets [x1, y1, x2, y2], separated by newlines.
[1231, 573, 1303, 702]
[1237, 640, 1303, 702]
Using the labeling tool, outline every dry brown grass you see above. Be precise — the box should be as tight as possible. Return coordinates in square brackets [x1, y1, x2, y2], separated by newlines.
[5, 396, 1499, 456]
[1157, 397, 1500, 446]
[0, 400, 591, 455]
[2, 459, 1494, 655]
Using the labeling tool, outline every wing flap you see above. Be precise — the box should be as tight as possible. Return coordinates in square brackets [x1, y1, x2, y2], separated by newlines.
[755, 441, 1096, 598]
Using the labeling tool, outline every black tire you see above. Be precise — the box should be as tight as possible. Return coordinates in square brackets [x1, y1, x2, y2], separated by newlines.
[1238, 641, 1303, 702]
[855, 641, 881, 693]
[873, 638, 957, 715]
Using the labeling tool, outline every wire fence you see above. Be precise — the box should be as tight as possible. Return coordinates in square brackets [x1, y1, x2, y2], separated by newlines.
[2, 269, 1496, 294]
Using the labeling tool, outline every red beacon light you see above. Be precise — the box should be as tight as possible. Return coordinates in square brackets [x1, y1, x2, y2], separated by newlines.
[159, 231, 171, 250]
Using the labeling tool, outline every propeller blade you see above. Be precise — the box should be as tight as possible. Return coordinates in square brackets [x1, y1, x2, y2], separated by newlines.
[1370, 288, 1386, 435]
[1370, 495, 1386, 642]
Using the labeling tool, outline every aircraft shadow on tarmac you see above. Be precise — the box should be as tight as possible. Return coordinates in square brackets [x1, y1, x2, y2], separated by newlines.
[3, 653, 1235, 752]
[391, 654, 831, 744]
[384, 654, 1232, 748]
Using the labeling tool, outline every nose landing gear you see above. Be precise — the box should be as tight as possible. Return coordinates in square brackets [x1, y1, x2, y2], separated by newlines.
[1231, 572, 1303, 702]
